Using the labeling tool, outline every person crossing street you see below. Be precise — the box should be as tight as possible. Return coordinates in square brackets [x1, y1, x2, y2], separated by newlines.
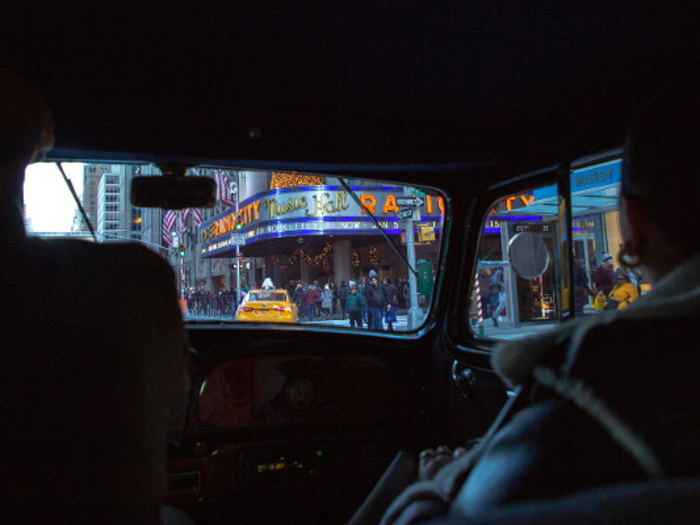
[345, 285, 366, 328]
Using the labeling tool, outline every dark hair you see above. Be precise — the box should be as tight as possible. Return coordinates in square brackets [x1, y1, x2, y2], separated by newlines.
[622, 80, 700, 253]
[384, 277, 391, 284]
[0, 67, 54, 166]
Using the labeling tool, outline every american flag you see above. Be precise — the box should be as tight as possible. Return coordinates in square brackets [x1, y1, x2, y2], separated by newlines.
[177, 210, 187, 234]
[181, 208, 204, 228]
[214, 169, 236, 207]
[162, 210, 177, 246]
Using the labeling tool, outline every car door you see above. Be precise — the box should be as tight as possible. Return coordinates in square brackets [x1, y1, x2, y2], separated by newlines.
[430, 163, 564, 448]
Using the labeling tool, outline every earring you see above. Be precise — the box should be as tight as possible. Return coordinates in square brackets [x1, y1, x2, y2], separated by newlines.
[619, 242, 641, 269]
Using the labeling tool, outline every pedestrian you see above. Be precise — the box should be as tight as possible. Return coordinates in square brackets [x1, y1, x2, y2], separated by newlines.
[604, 272, 640, 310]
[383, 277, 398, 331]
[313, 280, 322, 317]
[337, 281, 349, 319]
[594, 253, 615, 298]
[403, 279, 411, 307]
[488, 267, 505, 326]
[397, 277, 406, 308]
[302, 284, 317, 320]
[329, 281, 337, 316]
[365, 275, 387, 331]
[292, 283, 304, 315]
[321, 284, 334, 321]
[358, 277, 368, 324]
[345, 285, 366, 328]
[574, 258, 590, 315]
[367, 270, 378, 326]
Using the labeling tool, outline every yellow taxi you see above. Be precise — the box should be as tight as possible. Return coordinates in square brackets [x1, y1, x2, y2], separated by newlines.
[235, 289, 298, 323]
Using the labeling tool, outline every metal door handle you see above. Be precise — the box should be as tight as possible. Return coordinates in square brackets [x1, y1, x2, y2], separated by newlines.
[452, 361, 476, 400]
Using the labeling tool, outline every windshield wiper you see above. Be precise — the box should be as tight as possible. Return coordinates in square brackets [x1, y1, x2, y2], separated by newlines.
[338, 177, 417, 277]
[56, 162, 97, 242]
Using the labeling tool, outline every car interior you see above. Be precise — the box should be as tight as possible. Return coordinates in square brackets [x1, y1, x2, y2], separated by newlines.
[3, 2, 700, 524]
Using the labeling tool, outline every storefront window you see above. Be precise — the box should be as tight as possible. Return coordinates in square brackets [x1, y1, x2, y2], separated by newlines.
[470, 157, 649, 342]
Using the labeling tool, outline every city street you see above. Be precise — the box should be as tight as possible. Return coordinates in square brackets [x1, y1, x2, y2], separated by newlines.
[184, 310, 558, 339]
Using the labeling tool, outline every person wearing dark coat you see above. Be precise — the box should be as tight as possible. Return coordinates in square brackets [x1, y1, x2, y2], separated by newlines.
[378, 80, 700, 525]
[337, 281, 350, 319]
[292, 283, 304, 314]
[302, 285, 317, 320]
[383, 277, 398, 331]
[365, 275, 386, 331]
[345, 285, 366, 328]
[573, 258, 590, 315]
[594, 253, 615, 298]
[396, 277, 406, 308]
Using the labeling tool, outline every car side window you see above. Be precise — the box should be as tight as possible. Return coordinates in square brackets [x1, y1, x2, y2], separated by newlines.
[469, 157, 650, 342]
[469, 182, 562, 340]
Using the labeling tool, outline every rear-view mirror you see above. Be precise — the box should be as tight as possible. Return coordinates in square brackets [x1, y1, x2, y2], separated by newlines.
[130, 176, 217, 210]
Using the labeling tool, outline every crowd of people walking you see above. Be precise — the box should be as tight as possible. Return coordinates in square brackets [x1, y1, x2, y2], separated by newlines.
[289, 270, 414, 330]
[185, 287, 246, 317]
[185, 271, 421, 330]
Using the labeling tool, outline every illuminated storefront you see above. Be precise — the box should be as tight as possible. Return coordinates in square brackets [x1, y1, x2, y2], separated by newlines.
[480, 158, 624, 323]
[199, 185, 443, 286]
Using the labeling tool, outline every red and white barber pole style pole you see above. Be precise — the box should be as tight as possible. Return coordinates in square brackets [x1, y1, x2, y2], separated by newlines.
[475, 272, 484, 336]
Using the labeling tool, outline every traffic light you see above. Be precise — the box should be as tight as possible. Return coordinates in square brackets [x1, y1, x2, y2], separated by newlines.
[235, 221, 242, 230]
[179, 243, 186, 257]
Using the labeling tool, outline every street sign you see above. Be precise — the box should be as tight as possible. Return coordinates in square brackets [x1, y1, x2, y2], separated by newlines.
[397, 208, 413, 220]
[236, 252, 243, 259]
[180, 263, 185, 269]
[231, 234, 247, 245]
[396, 196, 425, 207]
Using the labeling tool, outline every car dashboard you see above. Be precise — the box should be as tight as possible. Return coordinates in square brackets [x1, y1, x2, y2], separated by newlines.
[165, 328, 429, 524]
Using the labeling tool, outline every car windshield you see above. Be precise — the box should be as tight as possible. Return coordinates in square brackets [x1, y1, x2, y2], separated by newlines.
[24, 162, 445, 332]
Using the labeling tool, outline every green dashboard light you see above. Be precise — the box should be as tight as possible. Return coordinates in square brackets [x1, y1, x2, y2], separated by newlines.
[316, 450, 323, 457]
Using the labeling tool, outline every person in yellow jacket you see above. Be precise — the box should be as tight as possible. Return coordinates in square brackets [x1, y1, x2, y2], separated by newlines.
[605, 272, 639, 310]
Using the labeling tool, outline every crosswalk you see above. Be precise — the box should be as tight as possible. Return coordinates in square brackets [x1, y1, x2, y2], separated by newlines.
[304, 314, 409, 331]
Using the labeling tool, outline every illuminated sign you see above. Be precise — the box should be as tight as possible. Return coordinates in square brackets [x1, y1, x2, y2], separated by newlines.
[491, 192, 535, 214]
[200, 186, 444, 255]
[571, 161, 620, 190]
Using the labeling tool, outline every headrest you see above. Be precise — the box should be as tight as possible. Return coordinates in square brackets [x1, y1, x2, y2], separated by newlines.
[0, 67, 54, 164]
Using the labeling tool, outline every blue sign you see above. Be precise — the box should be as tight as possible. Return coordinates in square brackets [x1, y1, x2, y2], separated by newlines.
[531, 159, 621, 201]
[570, 160, 620, 191]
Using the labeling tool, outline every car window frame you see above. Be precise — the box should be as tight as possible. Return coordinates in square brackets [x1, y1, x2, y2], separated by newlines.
[445, 163, 562, 354]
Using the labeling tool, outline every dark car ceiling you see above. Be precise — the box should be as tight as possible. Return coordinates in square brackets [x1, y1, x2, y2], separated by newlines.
[3, 1, 699, 184]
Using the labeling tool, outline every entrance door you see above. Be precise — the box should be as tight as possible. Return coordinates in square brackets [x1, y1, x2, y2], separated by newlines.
[573, 236, 596, 306]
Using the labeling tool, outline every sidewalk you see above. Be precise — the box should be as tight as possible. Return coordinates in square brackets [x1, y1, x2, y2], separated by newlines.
[473, 319, 558, 340]
[321, 306, 429, 322]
